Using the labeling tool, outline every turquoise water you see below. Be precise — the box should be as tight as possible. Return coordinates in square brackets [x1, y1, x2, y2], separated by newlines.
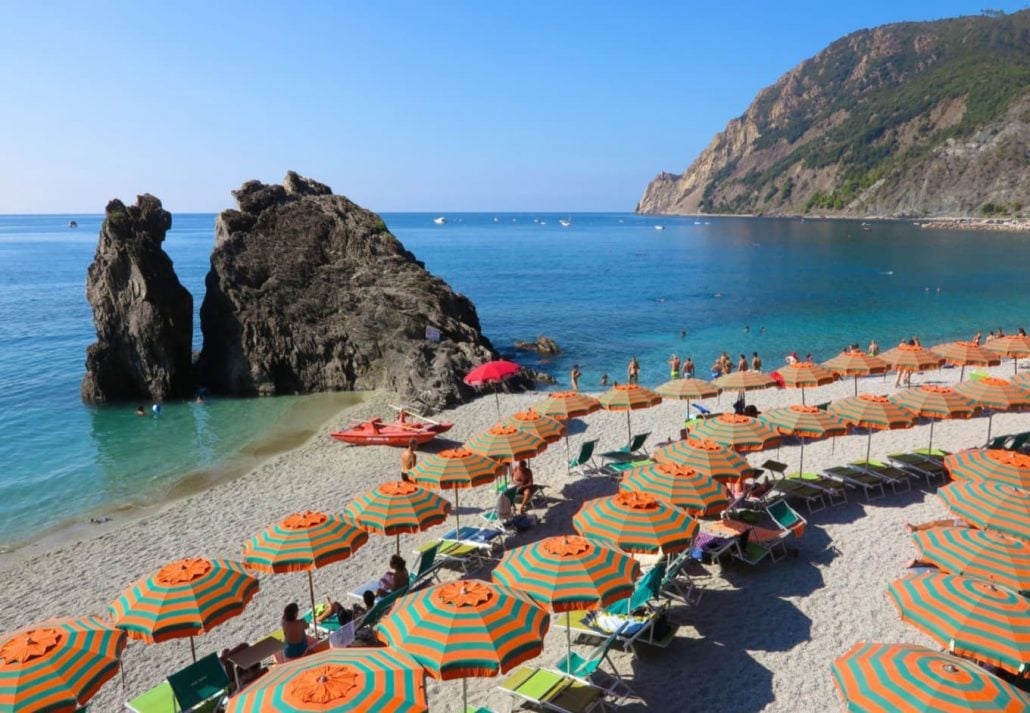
[0, 212, 1027, 548]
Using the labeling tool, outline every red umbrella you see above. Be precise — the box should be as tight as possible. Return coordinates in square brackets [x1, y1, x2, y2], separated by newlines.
[464, 360, 521, 417]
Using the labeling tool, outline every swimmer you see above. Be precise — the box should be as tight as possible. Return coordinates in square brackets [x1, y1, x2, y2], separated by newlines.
[135, 405, 145, 417]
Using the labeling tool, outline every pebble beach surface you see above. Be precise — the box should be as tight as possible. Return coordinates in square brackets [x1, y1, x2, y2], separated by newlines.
[1, 361, 1027, 713]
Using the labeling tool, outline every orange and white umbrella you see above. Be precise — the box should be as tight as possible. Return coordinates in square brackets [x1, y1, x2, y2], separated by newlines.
[954, 376, 1030, 441]
[774, 362, 838, 404]
[986, 334, 1030, 375]
[881, 343, 944, 384]
[890, 385, 978, 452]
[932, 341, 1001, 380]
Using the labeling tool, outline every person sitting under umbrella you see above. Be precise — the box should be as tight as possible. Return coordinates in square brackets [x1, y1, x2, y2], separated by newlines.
[376, 555, 408, 597]
[281, 602, 309, 659]
[513, 459, 535, 514]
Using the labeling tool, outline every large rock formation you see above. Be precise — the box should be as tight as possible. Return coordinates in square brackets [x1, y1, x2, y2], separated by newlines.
[196, 172, 498, 409]
[82, 195, 193, 403]
[638, 10, 1030, 219]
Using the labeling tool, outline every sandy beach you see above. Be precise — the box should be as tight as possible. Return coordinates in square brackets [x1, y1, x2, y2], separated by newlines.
[1, 361, 1028, 713]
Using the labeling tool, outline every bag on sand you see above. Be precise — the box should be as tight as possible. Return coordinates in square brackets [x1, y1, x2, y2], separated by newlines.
[511, 514, 535, 532]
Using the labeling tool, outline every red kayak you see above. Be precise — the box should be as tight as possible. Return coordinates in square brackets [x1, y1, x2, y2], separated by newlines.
[330, 417, 454, 447]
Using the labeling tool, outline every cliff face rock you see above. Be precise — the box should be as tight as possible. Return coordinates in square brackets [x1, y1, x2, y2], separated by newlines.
[196, 172, 498, 409]
[81, 195, 193, 403]
[638, 10, 1030, 218]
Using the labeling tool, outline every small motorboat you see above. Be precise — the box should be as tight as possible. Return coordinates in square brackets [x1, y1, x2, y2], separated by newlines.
[330, 408, 453, 447]
[433, 216, 447, 225]
[654, 225, 665, 231]
[68, 220, 78, 228]
[559, 218, 571, 227]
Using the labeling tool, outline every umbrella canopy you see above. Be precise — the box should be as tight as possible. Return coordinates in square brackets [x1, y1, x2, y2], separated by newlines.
[408, 448, 503, 529]
[828, 393, 916, 462]
[224, 648, 428, 713]
[1013, 371, 1030, 390]
[0, 616, 127, 713]
[573, 491, 698, 554]
[986, 334, 1030, 375]
[503, 410, 566, 444]
[912, 526, 1030, 596]
[775, 362, 838, 404]
[712, 370, 778, 393]
[344, 481, 452, 554]
[652, 437, 752, 483]
[109, 558, 259, 647]
[932, 341, 1002, 379]
[687, 413, 781, 452]
[464, 359, 521, 417]
[822, 350, 889, 396]
[832, 641, 1030, 712]
[887, 572, 1030, 675]
[938, 480, 1030, 541]
[759, 404, 848, 475]
[891, 385, 978, 451]
[881, 343, 945, 376]
[531, 391, 601, 421]
[465, 424, 545, 464]
[598, 384, 663, 441]
[619, 461, 729, 516]
[954, 377, 1030, 441]
[944, 449, 1030, 490]
[655, 377, 719, 401]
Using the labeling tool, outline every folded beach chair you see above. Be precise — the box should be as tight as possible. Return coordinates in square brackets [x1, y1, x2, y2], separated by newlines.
[569, 439, 599, 475]
[848, 460, 914, 493]
[599, 432, 651, 464]
[552, 628, 637, 703]
[821, 465, 886, 501]
[498, 666, 608, 713]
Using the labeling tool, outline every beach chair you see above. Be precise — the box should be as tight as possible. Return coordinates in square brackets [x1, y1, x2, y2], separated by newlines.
[821, 465, 886, 501]
[887, 452, 947, 483]
[552, 628, 637, 703]
[849, 460, 914, 493]
[599, 432, 651, 464]
[569, 439, 599, 475]
[660, 549, 703, 605]
[409, 541, 445, 589]
[769, 460, 848, 507]
[440, 524, 506, 558]
[498, 666, 607, 713]
[986, 434, 1011, 449]
[166, 653, 231, 713]
[734, 538, 772, 566]
[415, 537, 483, 575]
[766, 498, 806, 540]
[354, 586, 408, 639]
[762, 460, 827, 512]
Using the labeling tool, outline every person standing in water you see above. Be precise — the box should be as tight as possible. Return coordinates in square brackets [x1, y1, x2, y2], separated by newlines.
[668, 354, 680, 379]
[570, 364, 581, 391]
[627, 357, 640, 384]
[752, 352, 762, 371]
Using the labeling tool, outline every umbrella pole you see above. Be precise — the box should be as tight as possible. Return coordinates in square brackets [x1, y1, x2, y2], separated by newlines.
[625, 410, 632, 443]
[853, 375, 859, 397]
[960, 364, 966, 380]
[798, 438, 805, 476]
[395, 533, 401, 556]
[866, 430, 872, 464]
[308, 570, 317, 638]
[801, 386, 806, 405]
[987, 412, 994, 442]
[494, 385, 501, 420]
[455, 489, 461, 531]
[189, 635, 196, 663]
[567, 617, 573, 674]
[1015, 357, 1019, 376]
[565, 432, 571, 473]
[463, 678, 468, 712]
[928, 420, 935, 453]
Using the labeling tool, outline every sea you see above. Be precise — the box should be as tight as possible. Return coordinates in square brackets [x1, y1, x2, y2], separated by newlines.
[0, 212, 1027, 550]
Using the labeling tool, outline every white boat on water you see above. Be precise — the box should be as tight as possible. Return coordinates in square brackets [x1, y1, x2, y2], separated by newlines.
[654, 225, 665, 231]
[433, 216, 447, 225]
[559, 218, 571, 227]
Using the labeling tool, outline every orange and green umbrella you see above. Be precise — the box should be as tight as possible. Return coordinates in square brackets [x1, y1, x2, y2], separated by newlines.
[828, 393, 915, 463]
[881, 343, 945, 381]
[531, 391, 601, 421]
[598, 383, 663, 442]
[1013, 371, 1030, 390]
[687, 413, 781, 453]
[944, 449, 1030, 490]
[0, 616, 127, 713]
[503, 410, 566, 444]
[109, 557, 259, 661]
[344, 481, 452, 554]
[938, 480, 1030, 541]
[465, 423, 545, 464]
[492, 536, 639, 671]
[888, 572, 1030, 675]
[912, 527, 1030, 596]
[377, 580, 549, 711]
[775, 362, 838, 404]
[932, 341, 1001, 380]
[759, 404, 848, 475]
[619, 461, 728, 516]
[822, 350, 889, 396]
[224, 648, 428, 713]
[986, 334, 1030, 375]
[713, 370, 777, 393]
[832, 641, 1030, 712]
[652, 437, 752, 483]
[408, 448, 503, 529]
[954, 377, 1030, 441]
[242, 511, 367, 631]
[891, 385, 978, 451]
[573, 490, 697, 555]
[655, 377, 719, 414]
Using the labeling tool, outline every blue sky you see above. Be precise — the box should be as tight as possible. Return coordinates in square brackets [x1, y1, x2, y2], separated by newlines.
[1, 1, 1025, 213]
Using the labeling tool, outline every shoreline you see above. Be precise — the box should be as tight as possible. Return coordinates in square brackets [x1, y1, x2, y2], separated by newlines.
[635, 211, 1030, 232]
[0, 390, 379, 569]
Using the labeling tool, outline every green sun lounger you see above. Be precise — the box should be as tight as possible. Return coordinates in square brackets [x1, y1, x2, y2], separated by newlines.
[499, 666, 607, 713]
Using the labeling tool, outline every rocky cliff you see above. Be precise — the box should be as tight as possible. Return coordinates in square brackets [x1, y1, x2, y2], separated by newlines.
[195, 172, 498, 409]
[638, 10, 1030, 218]
[81, 195, 193, 403]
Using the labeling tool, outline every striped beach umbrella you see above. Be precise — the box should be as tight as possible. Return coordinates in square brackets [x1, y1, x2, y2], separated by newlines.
[832, 641, 1030, 712]
[822, 349, 889, 395]
[652, 437, 752, 483]
[759, 404, 848, 475]
[912, 527, 1030, 596]
[224, 648, 428, 713]
[828, 393, 915, 463]
[944, 449, 1030, 490]
[881, 343, 945, 383]
[598, 384, 663, 442]
[465, 424, 545, 464]
[775, 362, 838, 404]
[954, 377, 1030, 441]
[377, 580, 549, 711]
[242, 511, 367, 630]
[938, 480, 1030, 541]
[986, 334, 1030, 375]
[712, 371, 778, 408]
[687, 413, 781, 453]
[1013, 371, 1030, 390]
[573, 490, 698, 555]
[503, 410, 566, 444]
[932, 341, 1002, 380]
[888, 572, 1030, 675]
[492, 536, 639, 671]
[408, 448, 503, 529]
[655, 377, 720, 415]
[619, 461, 729, 516]
[464, 359, 521, 418]
[109, 557, 259, 661]
[344, 481, 452, 554]
[0, 616, 127, 713]
[531, 391, 601, 421]
[891, 385, 978, 452]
